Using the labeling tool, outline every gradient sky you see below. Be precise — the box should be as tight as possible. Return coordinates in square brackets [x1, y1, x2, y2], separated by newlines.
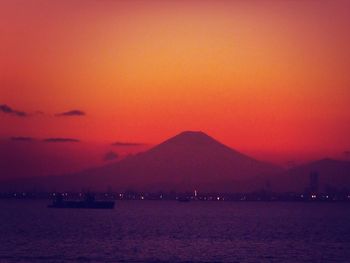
[1, 0, 350, 177]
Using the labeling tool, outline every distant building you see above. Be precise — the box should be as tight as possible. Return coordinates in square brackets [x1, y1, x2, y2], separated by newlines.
[309, 171, 319, 194]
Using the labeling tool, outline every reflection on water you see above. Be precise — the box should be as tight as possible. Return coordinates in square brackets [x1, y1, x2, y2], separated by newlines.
[0, 200, 349, 262]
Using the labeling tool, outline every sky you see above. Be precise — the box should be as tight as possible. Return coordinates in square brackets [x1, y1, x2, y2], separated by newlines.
[1, 0, 350, 178]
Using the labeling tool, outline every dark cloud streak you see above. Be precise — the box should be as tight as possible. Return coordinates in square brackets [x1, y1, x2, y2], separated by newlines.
[43, 138, 80, 143]
[55, 110, 86, 117]
[0, 104, 28, 117]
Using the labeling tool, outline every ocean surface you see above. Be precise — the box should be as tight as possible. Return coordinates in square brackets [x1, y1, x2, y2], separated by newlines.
[0, 200, 349, 263]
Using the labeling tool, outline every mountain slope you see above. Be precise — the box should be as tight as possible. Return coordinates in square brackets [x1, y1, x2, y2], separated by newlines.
[1, 131, 283, 192]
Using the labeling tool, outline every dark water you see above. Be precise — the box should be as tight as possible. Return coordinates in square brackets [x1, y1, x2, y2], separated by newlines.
[0, 200, 349, 263]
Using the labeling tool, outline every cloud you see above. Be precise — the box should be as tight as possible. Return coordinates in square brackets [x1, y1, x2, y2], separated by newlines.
[111, 141, 145, 147]
[10, 136, 35, 141]
[0, 104, 28, 117]
[344, 151, 350, 156]
[103, 151, 119, 161]
[1, 105, 86, 118]
[43, 138, 80, 143]
[55, 110, 86, 117]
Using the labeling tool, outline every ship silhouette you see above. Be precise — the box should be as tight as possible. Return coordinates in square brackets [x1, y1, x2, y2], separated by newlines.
[48, 193, 115, 209]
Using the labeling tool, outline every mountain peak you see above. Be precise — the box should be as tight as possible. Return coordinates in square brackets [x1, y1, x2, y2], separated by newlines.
[146, 130, 259, 166]
[159, 130, 221, 148]
[178, 130, 206, 135]
[174, 131, 210, 138]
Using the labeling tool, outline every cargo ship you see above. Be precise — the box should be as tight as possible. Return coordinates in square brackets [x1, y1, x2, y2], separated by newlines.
[48, 193, 115, 209]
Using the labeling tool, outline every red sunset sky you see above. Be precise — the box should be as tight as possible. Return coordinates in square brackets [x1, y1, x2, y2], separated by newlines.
[1, 0, 350, 178]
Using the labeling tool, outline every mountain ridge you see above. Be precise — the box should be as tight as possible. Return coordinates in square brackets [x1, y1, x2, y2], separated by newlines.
[0, 131, 282, 192]
[2, 131, 350, 193]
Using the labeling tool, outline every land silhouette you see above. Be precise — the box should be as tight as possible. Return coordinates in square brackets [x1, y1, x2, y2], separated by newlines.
[1, 131, 350, 193]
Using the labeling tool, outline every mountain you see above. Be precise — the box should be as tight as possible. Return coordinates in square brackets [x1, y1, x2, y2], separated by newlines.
[273, 158, 350, 192]
[1, 131, 283, 192]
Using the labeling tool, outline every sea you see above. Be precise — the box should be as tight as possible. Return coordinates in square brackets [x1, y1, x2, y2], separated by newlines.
[0, 200, 349, 263]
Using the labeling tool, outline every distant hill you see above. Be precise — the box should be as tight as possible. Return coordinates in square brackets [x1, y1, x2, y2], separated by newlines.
[272, 158, 350, 192]
[0, 131, 282, 192]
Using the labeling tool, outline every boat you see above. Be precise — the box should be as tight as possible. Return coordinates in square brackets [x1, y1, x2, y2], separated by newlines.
[48, 193, 115, 209]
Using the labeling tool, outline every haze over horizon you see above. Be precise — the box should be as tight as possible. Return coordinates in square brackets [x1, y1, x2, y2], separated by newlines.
[1, 0, 350, 179]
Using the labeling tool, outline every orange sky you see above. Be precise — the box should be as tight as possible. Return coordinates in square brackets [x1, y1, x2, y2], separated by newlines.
[1, 0, 350, 167]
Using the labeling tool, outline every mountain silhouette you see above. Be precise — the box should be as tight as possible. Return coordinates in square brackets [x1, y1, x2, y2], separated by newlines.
[1, 131, 282, 192]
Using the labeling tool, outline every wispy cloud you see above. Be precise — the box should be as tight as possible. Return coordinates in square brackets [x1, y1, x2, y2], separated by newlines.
[0, 104, 28, 117]
[55, 110, 86, 117]
[1, 104, 88, 118]
[43, 138, 80, 143]
[111, 141, 145, 147]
